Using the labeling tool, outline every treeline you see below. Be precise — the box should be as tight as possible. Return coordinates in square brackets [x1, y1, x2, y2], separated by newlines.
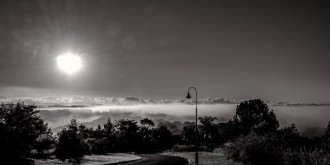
[1, 100, 330, 165]
[54, 117, 176, 162]
[0, 102, 177, 163]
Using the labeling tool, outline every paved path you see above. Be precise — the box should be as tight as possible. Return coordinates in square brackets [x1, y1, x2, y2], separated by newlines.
[117, 154, 188, 165]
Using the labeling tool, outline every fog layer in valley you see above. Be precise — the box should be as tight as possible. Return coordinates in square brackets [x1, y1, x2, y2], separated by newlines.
[37, 104, 330, 137]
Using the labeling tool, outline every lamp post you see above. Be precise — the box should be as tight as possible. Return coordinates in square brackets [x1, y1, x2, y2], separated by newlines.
[186, 87, 198, 165]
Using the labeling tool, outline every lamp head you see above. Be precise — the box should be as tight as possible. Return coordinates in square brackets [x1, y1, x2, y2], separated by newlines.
[186, 92, 192, 99]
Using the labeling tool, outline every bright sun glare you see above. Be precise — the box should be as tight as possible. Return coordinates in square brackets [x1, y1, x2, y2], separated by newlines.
[56, 52, 82, 75]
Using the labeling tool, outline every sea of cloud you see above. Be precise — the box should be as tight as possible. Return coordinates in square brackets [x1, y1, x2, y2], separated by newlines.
[36, 103, 330, 137]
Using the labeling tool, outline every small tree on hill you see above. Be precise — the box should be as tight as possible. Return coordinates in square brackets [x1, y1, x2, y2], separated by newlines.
[55, 118, 86, 163]
[140, 118, 155, 128]
[104, 117, 116, 153]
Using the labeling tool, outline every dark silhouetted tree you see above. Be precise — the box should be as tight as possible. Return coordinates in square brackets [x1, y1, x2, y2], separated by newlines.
[0, 102, 51, 163]
[218, 118, 241, 142]
[199, 116, 220, 147]
[323, 121, 330, 151]
[140, 118, 155, 128]
[181, 122, 198, 145]
[86, 124, 107, 154]
[276, 124, 302, 149]
[115, 119, 139, 151]
[34, 134, 55, 157]
[154, 123, 174, 150]
[78, 124, 94, 139]
[233, 99, 279, 135]
[139, 118, 156, 153]
[55, 118, 86, 163]
[104, 117, 116, 153]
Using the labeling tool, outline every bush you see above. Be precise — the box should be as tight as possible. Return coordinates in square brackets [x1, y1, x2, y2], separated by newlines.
[32, 134, 55, 158]
[224, 133, 282, 165]
[281, 148, 330, 165]
[85, 137, 108, 154]
[224, 129, 330, 165]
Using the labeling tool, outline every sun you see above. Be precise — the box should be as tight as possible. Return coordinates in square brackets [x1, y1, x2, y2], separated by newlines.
[56, 52, 82, 75]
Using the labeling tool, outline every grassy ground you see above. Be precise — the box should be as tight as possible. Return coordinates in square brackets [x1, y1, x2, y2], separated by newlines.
[119, 154, 188, 165]
[34, 153, 141, 165]
[161, 151, 242, 165]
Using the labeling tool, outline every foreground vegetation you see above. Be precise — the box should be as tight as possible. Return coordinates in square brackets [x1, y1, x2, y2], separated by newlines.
[221, 100, 330, 165]
[162, 151, 241, 165]
[1, 99, 330, 164]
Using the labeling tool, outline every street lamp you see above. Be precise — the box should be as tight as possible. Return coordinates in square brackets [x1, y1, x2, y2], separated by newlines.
[186, 87, 198, 165]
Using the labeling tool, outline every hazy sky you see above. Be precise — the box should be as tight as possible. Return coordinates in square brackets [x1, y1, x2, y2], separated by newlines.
[0, 0, 329, 102]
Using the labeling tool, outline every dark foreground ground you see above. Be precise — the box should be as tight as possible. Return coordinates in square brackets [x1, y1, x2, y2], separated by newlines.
[117, 154, 188, 165]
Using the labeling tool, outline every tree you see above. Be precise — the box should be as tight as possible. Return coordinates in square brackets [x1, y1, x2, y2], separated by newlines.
[55, 118, 86, 163]
[154, 123, 174, 150]
[181, 122, 198, 145]
[34, 134, 55, 157]
[233, 99, 279, 135]
[104, 117, 115, 134]
[104, 117, 116, 153]
[323, 121, 330, 151]
[199, 116, 220, 147]
[276, 124, 302, 149]
[140, 118, 155, 128]
[0, 102, 52, 163]
[219, 118, 241, 142]
[114, 119, 139, 151]
[78, 124, 94, 139]
[139, 118, 156, 153]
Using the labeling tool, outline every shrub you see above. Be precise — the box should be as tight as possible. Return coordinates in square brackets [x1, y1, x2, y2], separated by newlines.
[32, 134, 56, 158]
[281, 148, 330, 165]
[85, 137, 108, 154]
[224, 128, 330, 165]
[224, 133, 282, 165]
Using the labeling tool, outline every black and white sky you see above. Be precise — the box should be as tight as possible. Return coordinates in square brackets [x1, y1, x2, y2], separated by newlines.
[0, 0, 329, 102]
